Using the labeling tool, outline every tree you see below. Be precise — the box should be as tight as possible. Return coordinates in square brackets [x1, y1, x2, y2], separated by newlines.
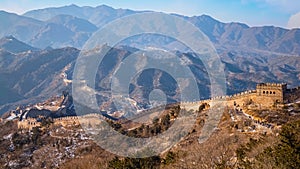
[12, 132, 30, 149]
[31, 126, 42, 145]
[152, 117, 159, 124]
[199, 103, 206, 112]
[108, 156, 161, 169]
[41, 117, 53, 127]
[163, 151, 176, 165]
[271, 120, 300, 168]
[161, 114, 170, 127]
[238, 120, 300, 169]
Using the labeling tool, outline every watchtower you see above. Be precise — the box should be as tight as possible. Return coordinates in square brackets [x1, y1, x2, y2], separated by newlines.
[256, 83, 287, 103]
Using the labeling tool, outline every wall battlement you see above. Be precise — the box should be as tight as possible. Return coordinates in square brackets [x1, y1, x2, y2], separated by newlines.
[18, 118, 41, 130]
[18, 83, 294, 130]
[18, 113, 109, 130]
[181, 83, 288, 110]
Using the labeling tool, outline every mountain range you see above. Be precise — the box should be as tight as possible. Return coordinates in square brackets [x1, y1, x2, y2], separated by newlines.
[0, 4, 298, 55]
[0, 4, 299, 115]
[0, 36, 37, 53]
[0, 35, 299, 115]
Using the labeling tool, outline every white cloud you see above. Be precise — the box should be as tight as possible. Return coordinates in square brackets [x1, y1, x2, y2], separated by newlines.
[287, 12, 300, 28]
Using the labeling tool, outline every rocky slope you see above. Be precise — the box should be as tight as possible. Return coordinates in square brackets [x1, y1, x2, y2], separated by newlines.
[0, 38, 299, 115]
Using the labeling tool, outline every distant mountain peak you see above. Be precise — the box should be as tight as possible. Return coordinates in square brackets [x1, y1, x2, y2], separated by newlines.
[0, 36, 38, 53]
[198, 14, 219, 22]
[227, 22, 249, 28]
[200, 14, 215, 19]
[3, 35, 16, 40]
[0, 10, 10, 14]
[96, 4, 114, 9]
[0, 10, 18, 16]
[68, 4, 80, 8]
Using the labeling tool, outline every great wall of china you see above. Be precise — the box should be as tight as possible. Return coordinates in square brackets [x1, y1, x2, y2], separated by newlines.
[17, 83, 300, 130]
[18, 113, 107, 130]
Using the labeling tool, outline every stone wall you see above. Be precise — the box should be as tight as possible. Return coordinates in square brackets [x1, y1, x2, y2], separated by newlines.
[18, 118, 41, 130]
[181, 83, 287, 110]
[17, 83, 289, 130]
[53, 114, 103, 127]
[54, 116, 80, 127]
[18, 113, 106, 130]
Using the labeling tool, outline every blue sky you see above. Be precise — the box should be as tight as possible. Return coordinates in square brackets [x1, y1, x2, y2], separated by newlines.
[1, 0, 300, 28]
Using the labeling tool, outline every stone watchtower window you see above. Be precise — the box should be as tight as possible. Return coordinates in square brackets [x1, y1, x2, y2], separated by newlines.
[266, 91, 269, 94]
[263, 91, 265, 94]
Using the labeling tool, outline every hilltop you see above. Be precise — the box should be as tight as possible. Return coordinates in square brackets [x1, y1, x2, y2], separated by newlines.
[0, 83, 300, 168]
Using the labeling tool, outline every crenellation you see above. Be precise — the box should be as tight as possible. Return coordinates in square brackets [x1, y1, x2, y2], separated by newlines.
[17, 83, 294, 130]
[18, 118, 41, 130]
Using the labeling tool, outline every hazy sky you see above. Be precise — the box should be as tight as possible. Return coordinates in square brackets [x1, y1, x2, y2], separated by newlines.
[0, 0, 300, 28]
